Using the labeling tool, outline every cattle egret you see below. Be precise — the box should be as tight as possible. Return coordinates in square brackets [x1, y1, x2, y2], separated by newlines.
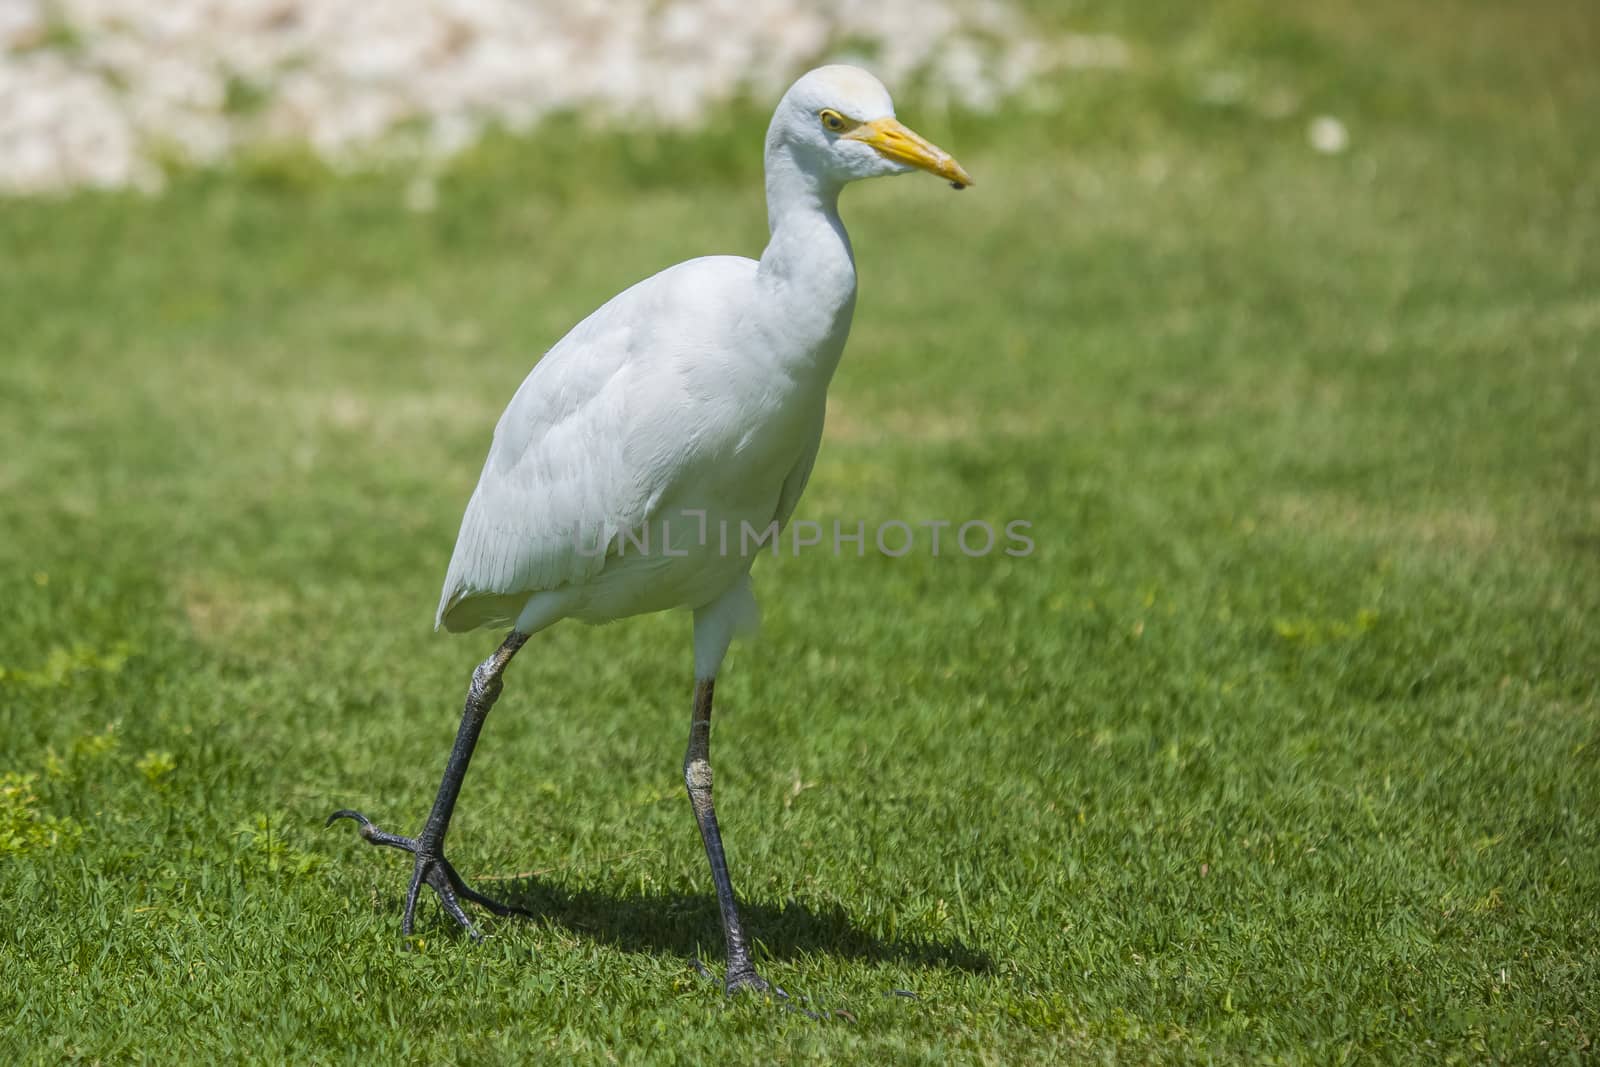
[328, 65, 972, 995]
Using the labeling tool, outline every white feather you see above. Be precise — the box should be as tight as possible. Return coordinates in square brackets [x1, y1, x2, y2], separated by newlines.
[432, 66, 964, 679]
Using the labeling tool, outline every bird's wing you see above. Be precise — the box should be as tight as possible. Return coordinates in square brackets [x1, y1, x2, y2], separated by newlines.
[773, 404, 826, 532]
[435, 256, 757, 632]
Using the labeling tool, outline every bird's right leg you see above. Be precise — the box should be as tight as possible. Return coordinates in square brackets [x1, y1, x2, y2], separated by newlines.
[327, 630, 531, 940]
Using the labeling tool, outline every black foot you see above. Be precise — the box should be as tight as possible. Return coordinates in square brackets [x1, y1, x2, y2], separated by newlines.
[326, 809, 531, 940]
[726, 968, 776, 996]
[698, 961, 851, 1020]
[693, 958, 784, 998]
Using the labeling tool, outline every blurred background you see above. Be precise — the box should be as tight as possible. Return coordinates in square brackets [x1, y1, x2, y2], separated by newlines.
[0, 0, 1057, 194]
[1, 1, 1596, 1061]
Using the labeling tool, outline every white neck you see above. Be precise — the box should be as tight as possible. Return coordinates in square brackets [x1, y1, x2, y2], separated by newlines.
[755, 141, 858, 380]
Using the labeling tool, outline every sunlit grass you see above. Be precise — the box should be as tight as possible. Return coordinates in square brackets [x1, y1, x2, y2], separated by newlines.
[2, 1, 1597, 1061]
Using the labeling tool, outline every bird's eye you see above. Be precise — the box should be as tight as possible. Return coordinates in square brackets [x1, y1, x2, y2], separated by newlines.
[819, 109, 847, 132]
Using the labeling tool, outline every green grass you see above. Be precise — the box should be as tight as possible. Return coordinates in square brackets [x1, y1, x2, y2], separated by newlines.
[3, 1, 1598, 1061]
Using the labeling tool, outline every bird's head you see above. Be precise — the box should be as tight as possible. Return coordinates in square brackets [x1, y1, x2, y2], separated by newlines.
[768, 65, 973, 191]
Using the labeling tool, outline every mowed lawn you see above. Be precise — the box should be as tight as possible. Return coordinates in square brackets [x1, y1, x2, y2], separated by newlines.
[2, 2, 1597, 1062]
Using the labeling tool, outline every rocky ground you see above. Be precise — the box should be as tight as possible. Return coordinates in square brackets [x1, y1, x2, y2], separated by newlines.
[0, 0, 1114, 195]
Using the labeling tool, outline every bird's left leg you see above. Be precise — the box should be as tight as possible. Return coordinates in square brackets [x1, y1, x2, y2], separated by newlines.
[327, 630, 532, 940]
[685, 586, 776, 995]
[684, 675, 773, 994]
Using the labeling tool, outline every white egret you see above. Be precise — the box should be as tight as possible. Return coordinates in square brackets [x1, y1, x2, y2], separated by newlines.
[329, 65, 972, 995]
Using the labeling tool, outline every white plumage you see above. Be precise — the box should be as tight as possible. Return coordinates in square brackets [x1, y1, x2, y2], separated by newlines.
[330, 65, 971, 994]
[434, 255, 824, 642]
[435, 65, 971, 660]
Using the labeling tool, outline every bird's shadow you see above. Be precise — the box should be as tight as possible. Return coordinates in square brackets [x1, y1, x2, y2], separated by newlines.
[480, 878, 993, 975]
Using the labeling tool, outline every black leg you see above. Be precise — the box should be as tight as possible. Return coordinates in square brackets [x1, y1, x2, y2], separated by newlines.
[684, 677, 773, 994]
[328, 630, 531, 940]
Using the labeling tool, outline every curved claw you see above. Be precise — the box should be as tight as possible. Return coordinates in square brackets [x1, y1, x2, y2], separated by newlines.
[325, 809, 418, 851]
[325, 808, 368, 829]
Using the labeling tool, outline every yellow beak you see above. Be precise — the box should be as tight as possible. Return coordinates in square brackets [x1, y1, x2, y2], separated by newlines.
[845, 117, 974, 190]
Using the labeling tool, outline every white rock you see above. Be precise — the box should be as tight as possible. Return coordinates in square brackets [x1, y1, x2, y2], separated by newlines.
[1, 0, 1065, 195]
